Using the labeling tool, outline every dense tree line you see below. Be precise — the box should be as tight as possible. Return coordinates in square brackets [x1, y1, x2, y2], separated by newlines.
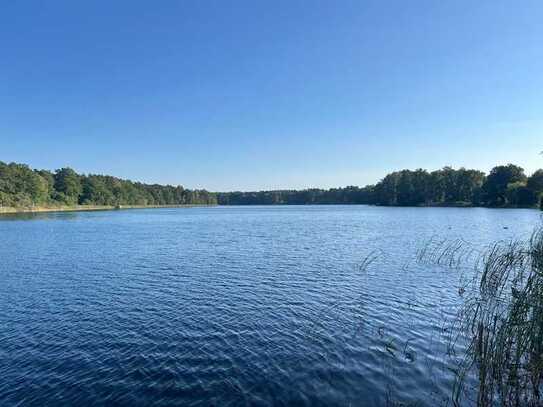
[372, 165, 543, 207]
[217, 187, 374, 205]
[2, 161, 542, 210]
[218, 164, 543, 209]
[0, 161, 217, 208]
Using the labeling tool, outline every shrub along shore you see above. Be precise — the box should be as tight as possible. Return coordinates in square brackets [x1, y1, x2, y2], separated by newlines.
[1, 161, 542, 212]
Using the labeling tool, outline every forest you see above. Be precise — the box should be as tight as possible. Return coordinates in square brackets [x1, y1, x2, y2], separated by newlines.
[1, 161, 542, 210]
[0, 161, 217, 208]
[218, 164, 543, 209]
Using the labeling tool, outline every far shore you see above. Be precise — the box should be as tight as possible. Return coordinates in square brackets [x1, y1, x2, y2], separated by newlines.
[0, 204, 216, 215]
[1, 202, 540, 215]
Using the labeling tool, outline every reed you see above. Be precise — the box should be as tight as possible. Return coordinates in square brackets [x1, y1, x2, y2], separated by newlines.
[420, 229, 543, 406]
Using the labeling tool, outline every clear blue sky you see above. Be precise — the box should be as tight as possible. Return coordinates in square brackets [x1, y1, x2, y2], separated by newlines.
[1, 1, 542, 191]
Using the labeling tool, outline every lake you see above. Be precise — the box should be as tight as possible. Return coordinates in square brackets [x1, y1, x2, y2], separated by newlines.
[0, 206, 540, 406]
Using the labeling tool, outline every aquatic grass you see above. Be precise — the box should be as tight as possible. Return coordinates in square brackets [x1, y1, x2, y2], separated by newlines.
[356, 250, 449, 406]
[419, 229, 543, 406]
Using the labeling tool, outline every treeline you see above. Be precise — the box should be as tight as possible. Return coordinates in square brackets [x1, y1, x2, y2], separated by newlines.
[0, 161, 217, 208]
[2, 161, 542, 210]
[218, 164, 543, 209]
[372, 165, 542, 207]
[218, 187, 374, 205]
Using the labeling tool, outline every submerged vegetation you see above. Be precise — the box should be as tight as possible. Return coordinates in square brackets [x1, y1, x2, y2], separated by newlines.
[420, 228, 543, 406]
[0, 161, 217, 208]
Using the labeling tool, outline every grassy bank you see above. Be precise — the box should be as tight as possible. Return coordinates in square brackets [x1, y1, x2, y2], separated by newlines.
[0, 204, 215, 215]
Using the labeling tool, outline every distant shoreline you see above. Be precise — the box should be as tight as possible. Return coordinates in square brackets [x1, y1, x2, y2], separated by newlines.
[2, 202, 539, 216]
[217, 202, 539, 209]
[0, 204, 215, 215]
[1, 161, 541, 211]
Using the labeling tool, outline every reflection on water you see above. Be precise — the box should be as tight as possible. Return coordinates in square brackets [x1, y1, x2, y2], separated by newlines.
[0, 206, 540, 406]
[0, 211, 81, 221]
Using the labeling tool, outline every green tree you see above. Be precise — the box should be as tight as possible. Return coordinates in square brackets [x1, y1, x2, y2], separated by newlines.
[456, 168, 485, 203]
[505, 182, 538, 207]
[529, 168, 543, 210]
[482, 164, 527, 206]
[0, 162, 50, 206]
[80, 176, 115, 205]
[527, 170, 543, 193]
[54, 168, 82, 205]
[36, 170, 55, 202]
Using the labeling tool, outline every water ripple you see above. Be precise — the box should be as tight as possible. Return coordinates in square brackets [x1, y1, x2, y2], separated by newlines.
[0, 206, 539, 406]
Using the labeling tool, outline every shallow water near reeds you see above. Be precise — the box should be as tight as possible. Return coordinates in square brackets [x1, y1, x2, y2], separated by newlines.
[0, 205, 540, 406]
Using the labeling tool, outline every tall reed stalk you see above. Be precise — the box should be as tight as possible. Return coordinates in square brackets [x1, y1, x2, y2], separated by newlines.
[420, 229, 543, 406]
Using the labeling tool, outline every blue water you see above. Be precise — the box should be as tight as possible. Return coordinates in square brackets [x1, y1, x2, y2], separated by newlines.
[0, 206, 540, 406]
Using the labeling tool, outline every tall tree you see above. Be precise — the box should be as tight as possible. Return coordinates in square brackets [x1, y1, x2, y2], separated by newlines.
[482, 164, 527, 206]
[527, 170, 543, 194]
[528, 169, 543, 210]
[54, 168, 82, 205]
